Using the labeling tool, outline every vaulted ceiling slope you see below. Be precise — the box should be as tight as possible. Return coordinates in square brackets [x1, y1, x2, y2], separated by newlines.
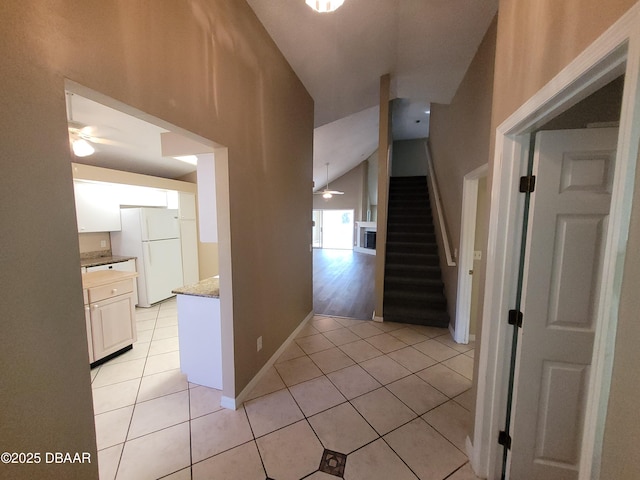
[247, 0, 498, 190]
[246, 0, 498, 127]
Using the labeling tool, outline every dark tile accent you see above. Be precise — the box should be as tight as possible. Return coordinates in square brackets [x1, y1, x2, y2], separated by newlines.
[319, 449, 347, 477]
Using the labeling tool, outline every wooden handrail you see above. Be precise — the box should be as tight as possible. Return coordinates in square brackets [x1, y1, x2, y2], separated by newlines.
[425, 143, 456, 267]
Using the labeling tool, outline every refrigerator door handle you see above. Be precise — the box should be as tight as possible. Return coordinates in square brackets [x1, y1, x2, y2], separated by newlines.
[145, 242, 152, 266]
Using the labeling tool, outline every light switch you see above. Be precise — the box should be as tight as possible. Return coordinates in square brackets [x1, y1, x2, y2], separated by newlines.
[474, 250, 482, 261]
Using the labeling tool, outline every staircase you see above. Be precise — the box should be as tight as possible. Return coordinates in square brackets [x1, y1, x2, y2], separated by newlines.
[383, 176, 449, 327]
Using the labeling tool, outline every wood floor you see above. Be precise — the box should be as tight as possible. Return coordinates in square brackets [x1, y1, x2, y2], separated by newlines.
[313, 248, 375, 320]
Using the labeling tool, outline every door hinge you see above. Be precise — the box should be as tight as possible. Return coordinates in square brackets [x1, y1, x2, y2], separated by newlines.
[498, 430, 512, 449]
[508, 309, 523, 328]
[519, 175, 536, 193]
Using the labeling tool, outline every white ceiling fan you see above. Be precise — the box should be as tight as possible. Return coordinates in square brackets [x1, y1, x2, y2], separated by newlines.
[66, 92, 122, 157]
[314, 162, 344, 199]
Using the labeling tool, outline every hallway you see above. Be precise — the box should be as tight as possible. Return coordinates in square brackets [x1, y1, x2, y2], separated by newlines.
[92, 299, 478, 479]
[313, 248, 376, 320]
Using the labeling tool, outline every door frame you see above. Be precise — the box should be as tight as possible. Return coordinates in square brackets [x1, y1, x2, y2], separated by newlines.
[470, 5, 640, 479]
[453, 163, 488, 344]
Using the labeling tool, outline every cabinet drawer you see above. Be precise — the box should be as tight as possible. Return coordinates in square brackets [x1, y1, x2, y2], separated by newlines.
[88, 278, 133, 303]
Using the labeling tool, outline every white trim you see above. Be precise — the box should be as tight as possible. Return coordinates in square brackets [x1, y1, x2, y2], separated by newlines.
[472, 4, 640, 479]
[372, 312, 384, 322]
[425, 143, 457, 267]
[221, 310, 314, 410]
[582, 16, 640, 479]
[453, 164, 488, 344]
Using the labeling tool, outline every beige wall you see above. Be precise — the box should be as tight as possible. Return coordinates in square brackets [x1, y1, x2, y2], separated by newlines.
[491, 0, 636, 128]
[374, 75, 392, 317]
[78, 232, 111, 255]
[391, 139, 429, 177]
[428, 15, 497, 326]
[313, 161, 367, 222]
[490, 1, 639, 478]
[0, 2, 312, 478]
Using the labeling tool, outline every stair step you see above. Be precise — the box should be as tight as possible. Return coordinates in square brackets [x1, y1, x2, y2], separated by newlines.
[385, 290, 447, 307]
[385, 264, 442, 279]
[386, 252, 440, 266]
[384, 274, 444, 289]
[387, 233, 437, 243]
[383, 304, 449, 328]
[387, 224, 434, 232]
[386, 243, 437, 255]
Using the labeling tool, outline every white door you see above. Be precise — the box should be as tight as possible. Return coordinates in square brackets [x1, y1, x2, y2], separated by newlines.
[509, 128, 618, 479]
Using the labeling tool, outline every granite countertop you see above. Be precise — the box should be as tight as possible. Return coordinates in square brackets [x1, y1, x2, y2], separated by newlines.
[81, 254, 136, 268]
[82, 270, 138, 289]
[172, 277, 220, 298]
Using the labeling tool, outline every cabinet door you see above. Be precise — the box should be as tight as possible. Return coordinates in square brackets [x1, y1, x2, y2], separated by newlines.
[74, 180, 121, 232]
[179, 192, 197, 220]
[85, 305, 94, 363]
[90, 294, 136, 361]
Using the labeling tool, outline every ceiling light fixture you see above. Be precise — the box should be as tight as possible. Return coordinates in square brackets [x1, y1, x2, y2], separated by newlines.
[72, 138, 95, 157]
[313, 162, 345, 199]
[305, 0, 345, 13]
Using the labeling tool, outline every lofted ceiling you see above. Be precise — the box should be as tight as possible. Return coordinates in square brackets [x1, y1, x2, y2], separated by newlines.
[247, 0, 498, 190]
[69, 0, 498, 190]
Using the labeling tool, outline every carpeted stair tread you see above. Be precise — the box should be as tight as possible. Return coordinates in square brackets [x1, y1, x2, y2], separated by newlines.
[383, 305, 450, 328]
[385, 275, 444, 289]
[384, 263, 442, 277]
[386, 252, 440, 265]
[383, 175, 449, 328]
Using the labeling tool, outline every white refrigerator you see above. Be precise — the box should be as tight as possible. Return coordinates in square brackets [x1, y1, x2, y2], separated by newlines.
[112, 208, 184, 307]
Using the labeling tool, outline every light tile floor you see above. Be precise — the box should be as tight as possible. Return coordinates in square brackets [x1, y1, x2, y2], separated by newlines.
[92, 298, 481, 480]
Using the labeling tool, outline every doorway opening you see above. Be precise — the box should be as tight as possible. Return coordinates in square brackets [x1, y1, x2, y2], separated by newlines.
[454, 164, 489, 344]
[312, 209, 355, 250]
[471, 12, 640, 480]
[65, 81, 237, 405]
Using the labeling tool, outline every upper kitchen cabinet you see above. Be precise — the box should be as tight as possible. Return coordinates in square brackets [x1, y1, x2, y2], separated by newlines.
[74, 180, 121, 232]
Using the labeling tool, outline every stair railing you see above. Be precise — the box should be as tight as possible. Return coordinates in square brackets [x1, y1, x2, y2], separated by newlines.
[425, 142, 457, 267]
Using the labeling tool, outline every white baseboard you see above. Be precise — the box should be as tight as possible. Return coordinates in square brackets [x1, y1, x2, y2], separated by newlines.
[466, 435, 483, 476]
[221, 310, 315, 410]
[372, 311, 383, 322]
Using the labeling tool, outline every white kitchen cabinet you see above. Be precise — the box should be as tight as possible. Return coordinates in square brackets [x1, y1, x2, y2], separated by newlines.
[83, 287, 93, 363]
[179, 192, 200, 285]
[83, 271, 137, 365]
[74, 180, 121, 232]
[179, 192, 197, 220]
[89, 293, 136, 361]
[86, 259, 138, 305]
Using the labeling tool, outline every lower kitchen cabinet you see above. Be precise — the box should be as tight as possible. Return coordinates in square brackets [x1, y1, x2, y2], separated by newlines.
[89, 293, 136, 361]
[82, 271, 138, 365]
